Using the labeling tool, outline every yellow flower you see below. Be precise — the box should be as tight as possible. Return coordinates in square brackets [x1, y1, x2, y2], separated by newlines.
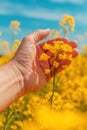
[12, 44, 17, 50]
[44, 69, 50, 74]
[61, 44, 72, 52]
[10, 21, 20, 29]
[10, 20, 21, 34]
[0, 122, 3, 127]
[43, 43, 51, 50]
[59, 20, 65, 27]
[59, 53, 72, 60]
[15, 39, 21, 45]
[69, 23, 75, 27]
[39, 53, 50, 60]
[1, 41, 9, 47]
[10, 125, 17, 130]
[64, 15, 75, 23]
[59, 53, 67, 60]
[53, 61, 59, 68]
[15, 121, 22, 128]
[23, 110, 31, 116]
[59, 14, 75, 34]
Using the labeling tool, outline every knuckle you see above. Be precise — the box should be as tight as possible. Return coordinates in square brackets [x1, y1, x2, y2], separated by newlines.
[35, 29, 42, 39]
[22, 36, 33, 43]
[23, 36, 28, 42]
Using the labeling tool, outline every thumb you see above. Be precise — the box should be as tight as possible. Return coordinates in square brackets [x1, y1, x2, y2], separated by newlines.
[26, 29, 50, 43]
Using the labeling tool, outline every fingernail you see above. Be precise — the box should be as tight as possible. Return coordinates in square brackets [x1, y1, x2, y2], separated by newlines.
[45, 28, 50, 31]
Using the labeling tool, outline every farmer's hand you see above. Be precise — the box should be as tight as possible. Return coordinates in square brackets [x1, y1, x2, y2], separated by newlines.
[13, 29, 78, 93]
[0, 29, 78, 112]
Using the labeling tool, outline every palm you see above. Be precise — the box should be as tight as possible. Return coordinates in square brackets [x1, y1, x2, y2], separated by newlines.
[36, 38, 78, 79]
[14, 29, 78, 92]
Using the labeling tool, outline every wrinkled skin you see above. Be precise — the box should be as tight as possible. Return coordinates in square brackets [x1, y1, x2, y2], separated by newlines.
[13, 29, 79, 93]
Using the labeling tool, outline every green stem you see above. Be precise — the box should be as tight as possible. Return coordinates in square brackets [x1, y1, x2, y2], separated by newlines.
[50, 50, 59, 106]
[4, 112, 13, 130]
[50, 67, 56, 106]
[3, 104, 17, 130]
[3, 107, 10, 130]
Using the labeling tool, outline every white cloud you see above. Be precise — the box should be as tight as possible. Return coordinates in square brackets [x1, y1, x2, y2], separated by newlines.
[22, 9, 65, 21]
[51, 0, 85, 4]
[0, 1, 27, 15]
[0, 1, 69, 21]
[0, 1, 87, 26]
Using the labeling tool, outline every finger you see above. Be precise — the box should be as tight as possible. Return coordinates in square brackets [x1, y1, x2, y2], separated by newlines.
[55, 37, 69, 43]
[39, 37, 69, 49]
[69, 40, 78, 48]
[57, 60, 71, 73]
[46, 51, 54, 58]
[25, 29, 50, 43]
[72, 48, 79, 58]
[47, 37, 69, 44]
[36, 45, 51, 79]
[49, 57, 56, 67]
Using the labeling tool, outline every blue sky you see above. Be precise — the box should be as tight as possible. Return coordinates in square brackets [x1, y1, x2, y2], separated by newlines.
[0, 0, 87, 49]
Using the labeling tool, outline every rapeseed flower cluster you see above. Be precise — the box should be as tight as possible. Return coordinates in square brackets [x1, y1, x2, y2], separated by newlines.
[10, 21, 21, 35]
[39, 40, 73, 105]
[39, 40, 72, 76]
[59, 15, 75, 34]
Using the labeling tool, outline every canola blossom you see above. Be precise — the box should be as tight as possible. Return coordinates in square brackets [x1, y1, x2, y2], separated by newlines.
[39, 40, 73, 77]
[44, 69, 51, 75]
[59, 15, 75, 34]
[39, 53, 50, 60]
[10, 21, 21, 35]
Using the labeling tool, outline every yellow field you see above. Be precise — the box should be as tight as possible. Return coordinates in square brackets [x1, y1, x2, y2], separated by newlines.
[0, 15, 87, 130]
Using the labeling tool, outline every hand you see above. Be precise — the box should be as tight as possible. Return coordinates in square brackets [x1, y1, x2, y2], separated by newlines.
[13, 29, 78, 93]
